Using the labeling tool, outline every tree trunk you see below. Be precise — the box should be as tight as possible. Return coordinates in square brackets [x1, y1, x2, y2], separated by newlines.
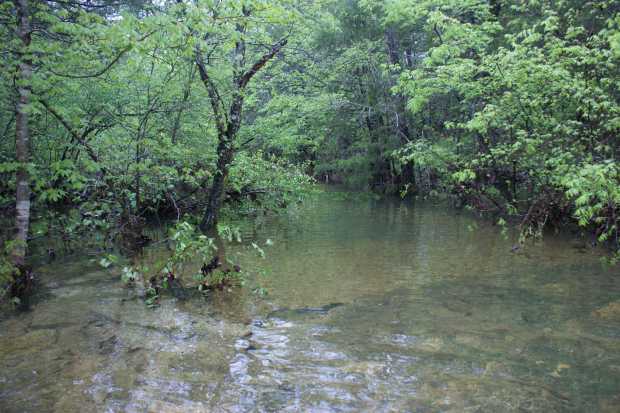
[490, 0, 501, 17]
[200, 89, 246, 233]
[200, 134, 235, 232]
[194, 13, 286, 232]
[12, 0, 32, 268]
[385, 29, 401, 66]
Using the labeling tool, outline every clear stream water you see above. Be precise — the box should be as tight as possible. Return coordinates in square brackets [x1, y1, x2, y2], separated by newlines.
[1, 190, 619, 412]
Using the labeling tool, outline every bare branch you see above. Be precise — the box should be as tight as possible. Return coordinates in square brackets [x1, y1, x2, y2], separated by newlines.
[39, 99, 104, 168]
[195, 45, 227, 136]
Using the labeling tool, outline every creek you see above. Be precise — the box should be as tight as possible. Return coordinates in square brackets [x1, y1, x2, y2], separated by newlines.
[1, 190, 619, 412]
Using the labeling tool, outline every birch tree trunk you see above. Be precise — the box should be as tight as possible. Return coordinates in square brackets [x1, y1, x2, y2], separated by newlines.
[12, 0, 32, 268]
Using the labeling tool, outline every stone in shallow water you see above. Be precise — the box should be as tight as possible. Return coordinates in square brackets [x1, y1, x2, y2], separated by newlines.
[599, 394, 620, 413]
[417, 337, 443, 353]
[540, 282, 570, 296]
[340, 361, 385, 376]
[593, 301, 620, 321]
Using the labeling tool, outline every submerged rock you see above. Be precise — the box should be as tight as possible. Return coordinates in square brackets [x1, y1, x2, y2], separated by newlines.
[540, 283, 570, 296]
[341, 361, 385, 376]
[267, 302, 345, 320]
[417, 337, 444, 353]
[593, 301, 620, 321]
[599, 395, 620, 413]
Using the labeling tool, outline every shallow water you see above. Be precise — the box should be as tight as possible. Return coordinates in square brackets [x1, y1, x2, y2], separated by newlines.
[1, 191, 619, 412]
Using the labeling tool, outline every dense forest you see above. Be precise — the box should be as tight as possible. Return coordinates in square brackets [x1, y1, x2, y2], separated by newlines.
[1, 0, 619, 301]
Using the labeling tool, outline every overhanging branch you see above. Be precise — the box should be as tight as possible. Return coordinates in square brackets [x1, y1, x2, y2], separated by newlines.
[237, 37, 288, 89]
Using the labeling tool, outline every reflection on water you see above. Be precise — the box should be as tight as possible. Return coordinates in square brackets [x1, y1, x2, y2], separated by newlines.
[1, 190, 619, 412]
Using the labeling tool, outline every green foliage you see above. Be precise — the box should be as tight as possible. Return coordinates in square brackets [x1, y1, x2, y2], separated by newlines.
[0, 0, 316, 273]
[98, 254, 119, 269]
[227, 151, 315, 214]
[167, 221, 216, 279]
[120, 266, 140, 285]
[98, 221, 250, 304]
[562, 162, 619, 244]
[385, 0, 620, 253]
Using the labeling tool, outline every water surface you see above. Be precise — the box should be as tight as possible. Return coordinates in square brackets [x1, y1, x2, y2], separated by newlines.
[1, 191, 619, 412]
